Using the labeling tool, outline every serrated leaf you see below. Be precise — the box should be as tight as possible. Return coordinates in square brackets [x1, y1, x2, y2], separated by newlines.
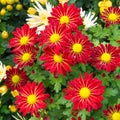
[104, 88, 118, 97]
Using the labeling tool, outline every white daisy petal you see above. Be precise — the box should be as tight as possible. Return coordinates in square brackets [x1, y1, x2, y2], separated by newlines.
[0, 61, 7, 82]
[80, 8, 97, 30]
[26, 1, 53, 34]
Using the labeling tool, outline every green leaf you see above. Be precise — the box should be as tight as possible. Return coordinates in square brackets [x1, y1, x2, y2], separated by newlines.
[104, 88, 118, 97]
[29, 116, 39, 120]
[54, 80, 62, 93]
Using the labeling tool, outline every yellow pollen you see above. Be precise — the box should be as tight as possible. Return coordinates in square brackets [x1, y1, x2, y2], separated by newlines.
[72, 43, 83, 53]
[108, 13, 118, 22]
[112, 112, 120, 120]
[100, 52, 111, 63]
[53, 54, 63, 63]
[60, 15, 70, 25]
[20, 36, 29, 45]
[22, 53, 31, 62]
[12, 75, 20, 84]
[50, 33, 60, 43]
[79, 87, 91, 99]
[27, 94, 37, 104]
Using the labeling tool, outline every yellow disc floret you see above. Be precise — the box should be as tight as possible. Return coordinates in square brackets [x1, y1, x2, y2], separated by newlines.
[101, 52, 111, 63]
[108, 13, 118, 22]
[72, 43, 83, 53]
[12, 75, 20, 84]
[20, 36, 29, 45]
[79, 87, 91, 99]
[60, 15, 70, 25]
[50, 33, 60, 43]
[22, 53, 31, 62]
[27, 94, 37, 104]
[53, 54, 63, 63]
[112, 112, 120, 120]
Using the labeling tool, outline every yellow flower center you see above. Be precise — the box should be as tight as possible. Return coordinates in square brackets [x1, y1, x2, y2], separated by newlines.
[79, 87, 91, 99]
[72, 43, 83, 53]
[50, 33, 60, 43]
[100, 52, 111, 63]
[22, 53, 31, 62]
[108, 13, 118, 22]
[39, 12, 48, 25]
[27, 94, 37, 105]
[60, 15, 70, 25]
[20, 36, 29, 45]
[12, 75, 20, 84]
[53, 54, 63, 63]
[112, 112, 120, 120]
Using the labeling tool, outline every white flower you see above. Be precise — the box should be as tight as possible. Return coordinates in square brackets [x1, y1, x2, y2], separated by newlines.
[0, 61, 6, 82]
[26, 1, 53, 34]
[80, 8, 97, 30]
[80, 8, 85, 18]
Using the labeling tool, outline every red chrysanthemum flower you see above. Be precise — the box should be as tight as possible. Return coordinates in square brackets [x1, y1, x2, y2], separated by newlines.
[15, 82, 49, 117]
[63, 30, 93, 64]
[9, 24, 38, 51]
[103, 104, 120, 120]
[49, 3, 83, 30]
[39, 23, 67, 49]
[39, 47, 72, 77]
[90, 44, 120, 72]
[13, 45, 38, 68]
[101, 7, 120, 26]
[64, 72, 105, 111]
[4, 67, 29, 90]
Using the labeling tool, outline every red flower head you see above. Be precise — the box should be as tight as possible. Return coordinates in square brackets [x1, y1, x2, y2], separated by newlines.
[90, 44, 120, 72]
[40, 47, 72, 77]
[63, 30, 93, 64]
[15, 82, 49, 117]
[101, 7, 120, 26]
[49, 3, 83, 30]
[103, 104, 120, 120]
[9, 24, 38, 52]
[13, 45, 38, 68]
[39, 23, 67, 49]
[64, 72, 105, 111]
[4, 67, 29, 90]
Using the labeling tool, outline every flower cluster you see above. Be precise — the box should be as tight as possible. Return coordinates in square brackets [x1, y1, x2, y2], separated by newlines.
[0, 0, 120, 120]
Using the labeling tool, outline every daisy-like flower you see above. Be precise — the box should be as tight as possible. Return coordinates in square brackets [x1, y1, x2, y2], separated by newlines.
[63, 30, 93, 64]
[83, 12, 97, 30]
[49, 3, 83, 30]
[80, 8, 97, 30]
[98, 0, 112, 14]
[64, 72, 105, 111]
[13, 45, 38, 68]
[0, 61, 6, 82]
[26, 1, 53, 34]
[39, 23, 67, 49]
[4, 67, 29, 90]
[103, 104, 120, 120]
[9, 24, 38, 52]
[90, 44, 120, 72]
[40, 47, 72, 77]
[101, 7, 120, 26]
[15, 81, 49, 117]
